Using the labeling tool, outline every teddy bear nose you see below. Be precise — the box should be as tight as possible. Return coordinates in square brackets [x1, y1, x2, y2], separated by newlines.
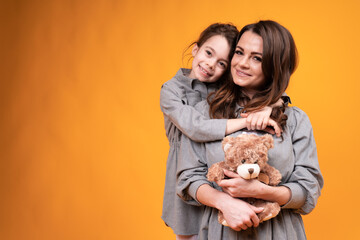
[248, 168, 254, 174]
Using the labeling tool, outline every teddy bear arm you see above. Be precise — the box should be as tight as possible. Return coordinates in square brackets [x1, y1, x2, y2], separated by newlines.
[258, 173, 270, 185]
[207, 162, 225, 182]
[262, 165, 282, 186]
[251, 199, 280, 222]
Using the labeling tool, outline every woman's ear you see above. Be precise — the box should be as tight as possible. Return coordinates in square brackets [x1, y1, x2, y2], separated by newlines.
[192, 43, 199, 57]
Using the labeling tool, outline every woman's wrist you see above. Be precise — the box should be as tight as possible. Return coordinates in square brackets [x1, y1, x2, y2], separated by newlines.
[257, 184, 291, 206]
[197, 184, 233, 211]
[214, 191, 233, 211]
[257, 184, 274, 199]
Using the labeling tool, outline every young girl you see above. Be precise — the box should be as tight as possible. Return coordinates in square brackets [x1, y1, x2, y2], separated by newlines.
[160, 23, 286, 240]
[177, 20, 323, 240]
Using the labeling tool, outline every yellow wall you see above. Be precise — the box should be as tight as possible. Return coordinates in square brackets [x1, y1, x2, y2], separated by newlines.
[0, 0, 359, 239]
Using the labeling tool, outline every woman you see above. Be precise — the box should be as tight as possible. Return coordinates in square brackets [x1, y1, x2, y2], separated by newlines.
[177, 20, 323, 239]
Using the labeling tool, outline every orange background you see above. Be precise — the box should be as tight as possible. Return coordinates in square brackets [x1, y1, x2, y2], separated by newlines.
[0, 0, 359, 239]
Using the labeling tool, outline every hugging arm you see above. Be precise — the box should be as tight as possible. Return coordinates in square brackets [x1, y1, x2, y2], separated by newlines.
[176, 135, 263, 231]
[280, 107, 324, 214]
[160, 83, 227, 142]
[161, 83, 284, 142]
[217, 107, 323, 212]
[240, 96, 289, 136]
[218, 170, 292, 206]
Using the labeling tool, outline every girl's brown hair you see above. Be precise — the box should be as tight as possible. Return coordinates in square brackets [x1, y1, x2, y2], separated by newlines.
[183, 23, 239, 66]
[208, 20, 298, 129]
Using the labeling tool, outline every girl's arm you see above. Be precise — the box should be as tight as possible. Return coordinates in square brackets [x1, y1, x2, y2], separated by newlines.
[240, 97, 286, 137]
[161, 81, 283, 142]
[160, 82, 227, 142]
[226, 118, 282, 136]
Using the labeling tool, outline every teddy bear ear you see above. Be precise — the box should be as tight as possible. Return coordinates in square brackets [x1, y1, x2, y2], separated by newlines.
[222, 136, 234, 152]
[223, 143, 232, 152]
[261, 134, 274, 149]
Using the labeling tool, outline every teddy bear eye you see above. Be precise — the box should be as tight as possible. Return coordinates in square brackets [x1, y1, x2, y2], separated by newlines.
[241, 159, 246, 164]
[254, 160, 258, 164]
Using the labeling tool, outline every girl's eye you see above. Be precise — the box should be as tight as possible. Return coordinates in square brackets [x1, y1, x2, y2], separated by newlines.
[218, 62, 227, 68]
[205, 50, 212, 56]
[235, 50, 243, 55]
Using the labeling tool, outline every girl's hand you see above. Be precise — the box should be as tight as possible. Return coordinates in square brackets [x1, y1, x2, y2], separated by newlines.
[218, 195, 263, 231]
[217, 169, 264, 198]
[241, 109, 282, 137]
[242, 106, 272, 131]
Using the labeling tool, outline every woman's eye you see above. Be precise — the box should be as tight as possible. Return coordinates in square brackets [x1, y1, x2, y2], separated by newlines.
[235, 50, 243, 55]
[254, 56, 262, 62]
[205, 50, 212, 56]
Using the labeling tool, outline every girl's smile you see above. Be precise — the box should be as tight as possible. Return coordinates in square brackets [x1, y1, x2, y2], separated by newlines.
[189, 35, 230, 83]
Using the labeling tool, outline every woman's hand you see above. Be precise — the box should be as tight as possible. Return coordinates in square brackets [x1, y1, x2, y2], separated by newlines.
[218, 169, 292, 206]
[240, 107, 282, 137]
[217, 195, 263, 231]
[217, 169, 264, 198]
[196, 184, 263, 231]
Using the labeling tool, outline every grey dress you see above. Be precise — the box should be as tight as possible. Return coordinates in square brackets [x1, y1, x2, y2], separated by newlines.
[160, 68, 227, 235]
[177, 101, 324, 240]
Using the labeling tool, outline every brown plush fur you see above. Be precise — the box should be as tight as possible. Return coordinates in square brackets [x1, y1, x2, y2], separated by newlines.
[207, 133, 282, 226]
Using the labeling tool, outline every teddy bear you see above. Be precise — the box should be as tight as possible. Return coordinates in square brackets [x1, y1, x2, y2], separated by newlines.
[207, 133, 282, 227]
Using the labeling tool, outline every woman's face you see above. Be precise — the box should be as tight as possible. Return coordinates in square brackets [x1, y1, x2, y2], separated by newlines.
[231, 31, 265, 97]
[189, 35, 230, 83]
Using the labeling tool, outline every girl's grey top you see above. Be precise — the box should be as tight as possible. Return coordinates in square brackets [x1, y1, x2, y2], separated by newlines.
[160, 68, 227, 143]
[177, 101, 324, 240]
[160, 68, 227, 235]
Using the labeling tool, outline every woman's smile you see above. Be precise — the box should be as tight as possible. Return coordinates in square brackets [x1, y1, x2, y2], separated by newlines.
[231, 31, 265, 97]
[234, 69, 251, 77]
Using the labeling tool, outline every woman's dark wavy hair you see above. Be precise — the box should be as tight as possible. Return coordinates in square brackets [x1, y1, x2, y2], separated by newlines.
[208, 20, 298, 129]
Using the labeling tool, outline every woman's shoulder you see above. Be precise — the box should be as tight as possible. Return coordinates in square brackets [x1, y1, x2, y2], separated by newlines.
[285, 106, 312, 130]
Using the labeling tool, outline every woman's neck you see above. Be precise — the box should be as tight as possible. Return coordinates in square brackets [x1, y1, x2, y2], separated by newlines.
[242, 88, 257, 99]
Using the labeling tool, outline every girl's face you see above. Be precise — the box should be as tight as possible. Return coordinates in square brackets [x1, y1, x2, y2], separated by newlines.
[189, 35, 230, 83]
[231, 31, 265, 98]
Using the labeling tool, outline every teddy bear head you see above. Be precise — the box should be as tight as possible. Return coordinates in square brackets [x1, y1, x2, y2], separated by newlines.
[222, 133, 274, 179]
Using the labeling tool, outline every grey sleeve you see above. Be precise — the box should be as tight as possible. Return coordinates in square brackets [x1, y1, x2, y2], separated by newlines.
[281, 107, 324, 214]
[176, 135, 211, 206]
[160, 83, 227, 142]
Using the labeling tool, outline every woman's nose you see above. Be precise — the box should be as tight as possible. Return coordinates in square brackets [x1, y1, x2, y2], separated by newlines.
[239, 56, 249, 68]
